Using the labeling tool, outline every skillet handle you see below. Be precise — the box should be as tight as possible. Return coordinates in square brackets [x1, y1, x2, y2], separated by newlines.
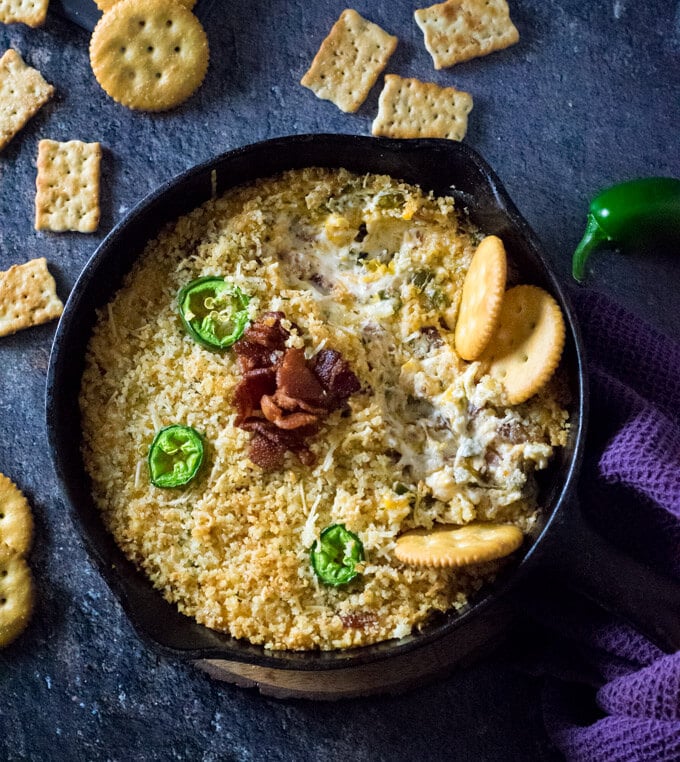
[542, 500, 680, 653]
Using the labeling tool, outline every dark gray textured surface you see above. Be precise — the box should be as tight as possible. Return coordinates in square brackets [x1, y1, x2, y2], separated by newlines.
[0, 1, 678, 760]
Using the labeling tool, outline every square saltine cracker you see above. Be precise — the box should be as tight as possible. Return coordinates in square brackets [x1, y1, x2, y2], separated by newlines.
[301, 9, 397, 113]
[35, 139, 102, 233]
[372, 74, 473, 141]
[415, 0, 519, 69]
[0, 258, 63, 337]
[0, 49, 54, 152]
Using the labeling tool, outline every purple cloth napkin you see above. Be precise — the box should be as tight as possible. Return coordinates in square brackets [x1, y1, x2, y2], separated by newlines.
[536, 289, 680, 761]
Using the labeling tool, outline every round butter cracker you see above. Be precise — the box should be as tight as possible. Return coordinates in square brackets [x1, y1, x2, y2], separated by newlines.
[481, 284, 565, 405]
[0, 473, 33, 556]
[454, 235, 507, 361]
[395, 522, 524, 568]
[95, 0, 196, 10]
[0, 543, 33, 648]
[90, 0, 209, 112]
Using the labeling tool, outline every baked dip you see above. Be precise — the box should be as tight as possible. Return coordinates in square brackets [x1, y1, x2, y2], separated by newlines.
[79, 167, 569, 650]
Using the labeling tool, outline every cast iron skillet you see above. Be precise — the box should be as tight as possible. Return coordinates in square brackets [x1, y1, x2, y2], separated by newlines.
[46, 135, 680, 670]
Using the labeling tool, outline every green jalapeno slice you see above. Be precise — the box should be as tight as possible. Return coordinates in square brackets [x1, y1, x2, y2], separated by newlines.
[310, 524, 364, 587]
[148, 424, 204, 488]
[178, 276, 250, 349]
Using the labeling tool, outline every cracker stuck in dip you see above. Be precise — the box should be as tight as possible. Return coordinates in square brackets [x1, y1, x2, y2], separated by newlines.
[79, 167, 569, 650]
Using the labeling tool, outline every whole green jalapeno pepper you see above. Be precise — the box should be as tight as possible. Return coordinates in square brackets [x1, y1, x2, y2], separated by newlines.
[572, 177, 680, 282]
[178, 276, 250, 349]
[310, 524, 364, 587]
[148, 424, 204, 488]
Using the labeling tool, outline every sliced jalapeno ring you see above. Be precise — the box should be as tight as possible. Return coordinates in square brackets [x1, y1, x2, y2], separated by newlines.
[310, 524, 364, 587]
[178, 276, 250, 350]
[148, 424, 204, 488]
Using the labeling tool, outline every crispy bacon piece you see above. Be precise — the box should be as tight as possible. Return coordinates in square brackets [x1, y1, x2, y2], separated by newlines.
[233, 311, 290, 372]
[310, 348, 361, 403]
[339, 611, 378, 630]
[240, 419, 317, 469]
[239, 418, 318, 442]
[260, 394, 319, 430]
[276, 348, 327, 408]
[233, 366, 276, 422]
[233, 341, 273, 373]
[242, 311, 290, 349]
[232, 313, 360, 470]
[249, 432, 287, 470]
[273, 390, 328, 415]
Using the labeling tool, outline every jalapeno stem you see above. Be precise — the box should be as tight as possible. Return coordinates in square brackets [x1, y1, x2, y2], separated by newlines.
[572, 213, 611, 282]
